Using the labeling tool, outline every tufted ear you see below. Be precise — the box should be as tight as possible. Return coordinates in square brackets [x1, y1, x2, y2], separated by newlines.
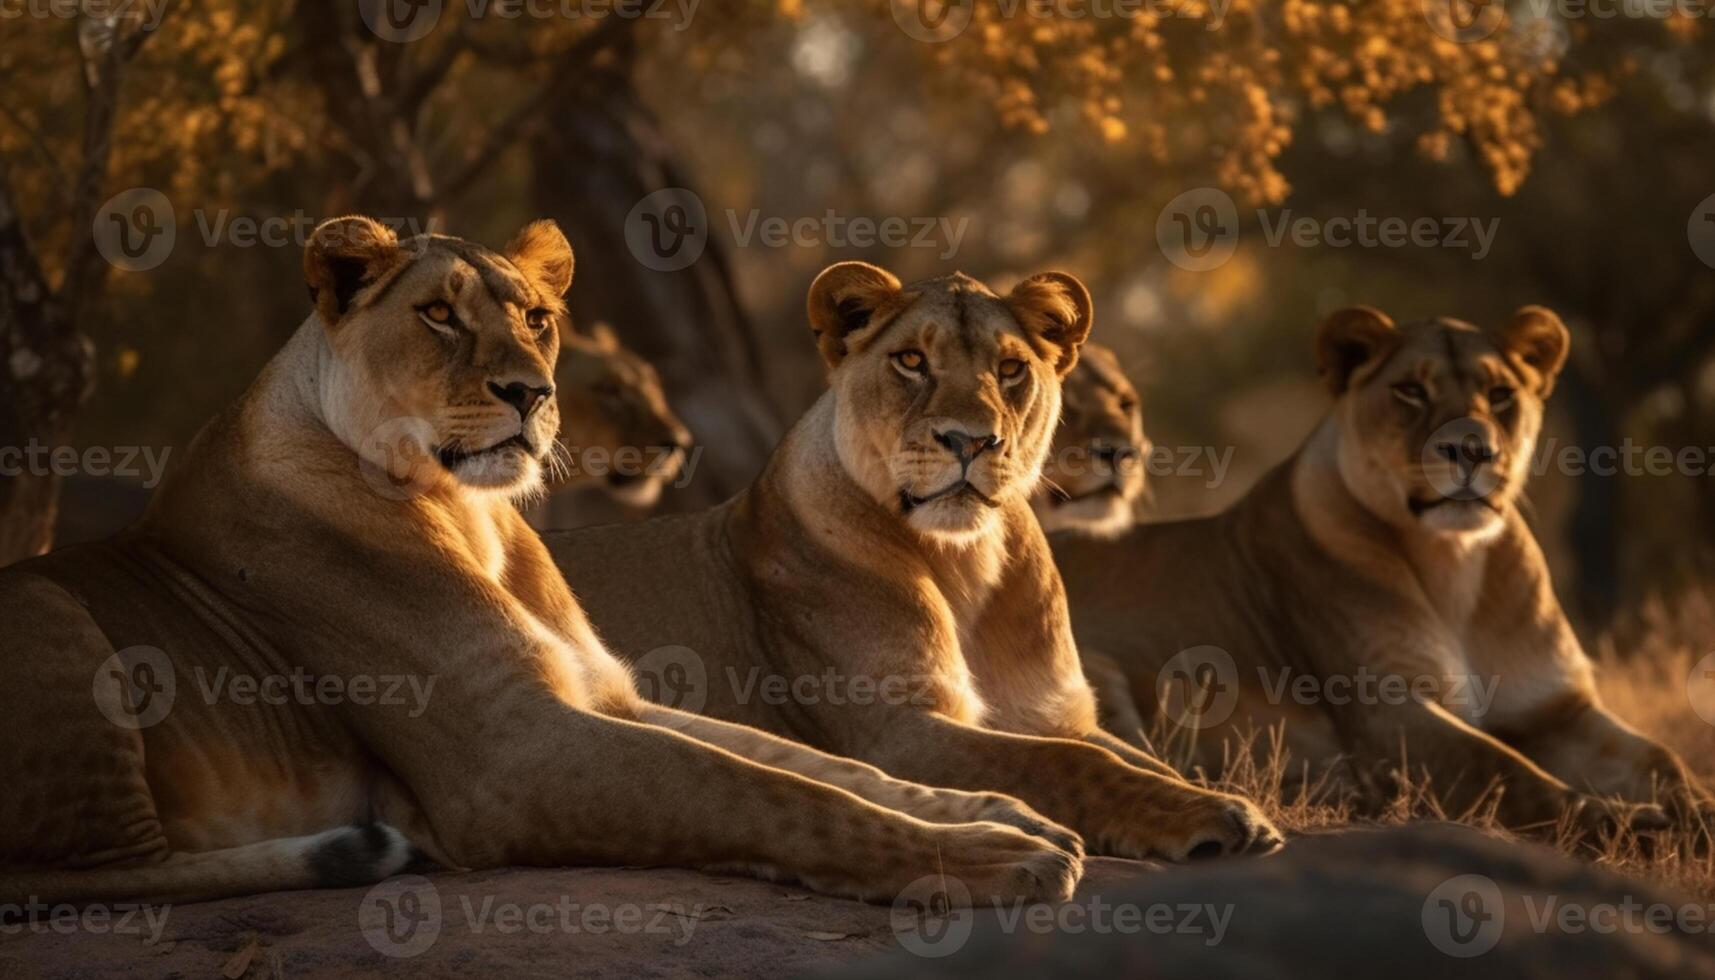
[1007, 272, 1093, 377]
[807, 261, 905, 369]
[506, 219, 574, 297]
[304, 216, 405, 328]
[1494, 305, 1570, 397]
[1315, 306, 1400, 396]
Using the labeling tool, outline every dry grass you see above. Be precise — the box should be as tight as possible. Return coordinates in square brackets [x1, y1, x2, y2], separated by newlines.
[1145, 638, 1715, 898]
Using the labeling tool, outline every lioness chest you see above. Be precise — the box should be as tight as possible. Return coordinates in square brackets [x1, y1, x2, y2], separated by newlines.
[918, 534, 1089, 736]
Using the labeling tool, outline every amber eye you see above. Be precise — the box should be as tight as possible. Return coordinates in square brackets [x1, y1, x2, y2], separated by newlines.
[998, 358, 1026, 381]
[1391, 381, 1428, 404]
[418, 301, 456, 334]
[526, 308, 552, 334]
[1488, 385, 1515, 409]
[892, 349, 928, 375]
[1118, 396, 1139, 413]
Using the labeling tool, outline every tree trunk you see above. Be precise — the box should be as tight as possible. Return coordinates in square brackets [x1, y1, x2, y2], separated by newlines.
[1558, 361, 1623, 630]
[0, 169, 93, 566]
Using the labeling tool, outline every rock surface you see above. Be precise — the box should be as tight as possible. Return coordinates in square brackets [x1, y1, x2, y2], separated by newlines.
[2, 824, 1709, 979]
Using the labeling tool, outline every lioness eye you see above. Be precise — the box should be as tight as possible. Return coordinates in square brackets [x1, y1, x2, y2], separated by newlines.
[998, 358, 1026, 381]
[892, 349, 928, 375]
[526, 308, 552, 334]
[1118, 396, 1138, 413]
[1488, 385, 1515, 408]
[418, 301, 457, 335]
[1391, 382, 1427, 404]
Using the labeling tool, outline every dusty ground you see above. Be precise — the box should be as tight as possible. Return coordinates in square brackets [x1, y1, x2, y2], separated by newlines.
[3, 825, 1712, 979]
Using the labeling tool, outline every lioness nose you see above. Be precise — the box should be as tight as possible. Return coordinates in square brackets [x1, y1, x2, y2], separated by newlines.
[1433, 431, 1495, 469]
[489, 380, 555, 420]
[933, 428, 1001, 463]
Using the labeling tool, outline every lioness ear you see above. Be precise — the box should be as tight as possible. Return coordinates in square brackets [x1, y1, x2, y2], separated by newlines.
[807, 261, 904, 369]
[304, 216, 404, 327]
[506, 219, 574, 297]
[1315, 306, 1399, 396]
[1494, 305, 1570, 397]
[1007, 272, 1093, 377]
[588, 320, 621, 352]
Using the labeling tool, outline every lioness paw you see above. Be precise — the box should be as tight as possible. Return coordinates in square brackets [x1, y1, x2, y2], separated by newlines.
[934, 823, 1083, 905]
[968, 792, 1086, 860]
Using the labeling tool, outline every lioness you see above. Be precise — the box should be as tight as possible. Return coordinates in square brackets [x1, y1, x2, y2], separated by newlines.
[1031, 342, 1148, 537]
[1053, 306, 1712, 839]
[0, 218, 1082, 907]
[546, 263, 1282, 862]
[548, 320, 693, 509]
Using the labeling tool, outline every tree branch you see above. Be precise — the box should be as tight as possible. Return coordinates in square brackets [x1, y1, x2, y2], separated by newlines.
[434, 16, 636, 204]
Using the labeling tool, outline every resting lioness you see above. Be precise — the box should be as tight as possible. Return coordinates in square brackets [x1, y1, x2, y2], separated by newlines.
[546, 263, 1282, 862]
[1053, 306, 1713, 840]
[0, 219, 1083, 907]
[1031, 342, 1148, 537]
[548, 320, 693, 509]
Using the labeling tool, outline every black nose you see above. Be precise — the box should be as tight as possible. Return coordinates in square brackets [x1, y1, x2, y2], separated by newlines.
[1434, 433, 1494, 468]
[934, 429, 1001, 463]
[489, 380, 554, 420]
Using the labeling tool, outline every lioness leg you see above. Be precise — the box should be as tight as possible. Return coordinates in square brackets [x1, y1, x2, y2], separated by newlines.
[1084, 729, 1183, 780]
[1351, 700, 1665, 841]
[1496, 695, 1714, 830]
[637, 706, 1084, 856]
[853, 711, 1280, 861]
[445, 708, 1078, 906]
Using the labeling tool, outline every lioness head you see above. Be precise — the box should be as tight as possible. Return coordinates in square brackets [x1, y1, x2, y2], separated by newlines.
[1315, 304, 1569, 539]
[306, 215, 572, 500]
[807, 262, 1093, 542]
[552, 322, 693, 508]
[1033, 343, 1148, 536]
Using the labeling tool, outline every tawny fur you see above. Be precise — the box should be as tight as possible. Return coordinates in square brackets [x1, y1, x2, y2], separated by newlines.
[545, 263, 1283, 863]
[1031, 342, 1149, 538]
[1053, 306, 1715, 843]
[0, 221, 1082, 908]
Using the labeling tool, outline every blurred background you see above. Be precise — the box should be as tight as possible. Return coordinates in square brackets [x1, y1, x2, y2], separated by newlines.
[2, 0, 1713, 647]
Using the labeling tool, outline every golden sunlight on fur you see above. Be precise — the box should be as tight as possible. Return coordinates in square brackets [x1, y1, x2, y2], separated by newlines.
[0, 222, 1096, 909]
[1053, 306, 1715, 850]
[546, 262, 1283, 864]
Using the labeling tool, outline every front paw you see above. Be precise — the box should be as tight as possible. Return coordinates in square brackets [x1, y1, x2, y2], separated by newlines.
[1092, 781, 1283, 861]
[967, 792, 1085, 861]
